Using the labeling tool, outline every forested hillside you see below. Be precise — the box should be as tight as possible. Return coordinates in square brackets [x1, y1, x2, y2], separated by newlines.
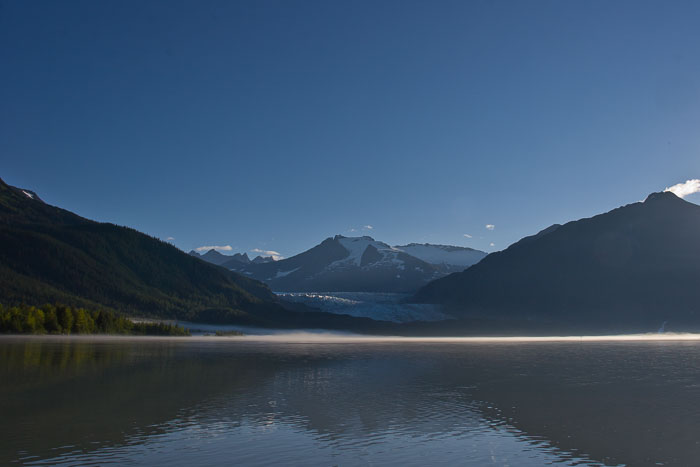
[0, 178, 298, 325]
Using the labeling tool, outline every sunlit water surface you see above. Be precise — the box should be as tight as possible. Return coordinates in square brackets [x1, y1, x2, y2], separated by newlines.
[3, 335, 700, 466]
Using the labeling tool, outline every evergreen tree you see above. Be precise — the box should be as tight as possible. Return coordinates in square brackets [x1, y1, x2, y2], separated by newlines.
[56, 306, 74, 334]
[72, 308, 92, 334]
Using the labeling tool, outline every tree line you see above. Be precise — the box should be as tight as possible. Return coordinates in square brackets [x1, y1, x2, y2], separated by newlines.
[0, 303, 190, 336]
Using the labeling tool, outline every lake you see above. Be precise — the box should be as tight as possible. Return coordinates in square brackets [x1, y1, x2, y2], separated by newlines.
[3, 335, 700, 466]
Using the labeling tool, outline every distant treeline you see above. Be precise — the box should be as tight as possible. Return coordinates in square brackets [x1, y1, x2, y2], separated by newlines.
[214, 329, 245, 336]
[0, 303, 190, 336]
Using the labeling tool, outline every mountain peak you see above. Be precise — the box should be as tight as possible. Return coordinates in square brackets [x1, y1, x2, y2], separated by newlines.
[645, 191, 681, 203]
[202, 249, 225, 257]
[252, 255, 275, 264]
[236, 252, 251, 262]
[334, 234, 375, 242]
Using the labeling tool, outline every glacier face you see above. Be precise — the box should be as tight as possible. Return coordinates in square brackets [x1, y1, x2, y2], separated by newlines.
[277, 292, 451, 323]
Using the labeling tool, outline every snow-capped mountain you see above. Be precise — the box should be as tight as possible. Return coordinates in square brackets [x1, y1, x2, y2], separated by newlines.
[225, 235, 487, 293]
[393, 243, 487, 273]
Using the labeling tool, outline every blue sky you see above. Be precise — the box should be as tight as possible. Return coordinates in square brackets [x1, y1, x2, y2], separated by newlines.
[2, 0, 699, 258]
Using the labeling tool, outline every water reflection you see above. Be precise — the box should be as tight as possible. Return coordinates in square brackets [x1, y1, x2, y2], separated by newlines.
[3, 337, 700, 466]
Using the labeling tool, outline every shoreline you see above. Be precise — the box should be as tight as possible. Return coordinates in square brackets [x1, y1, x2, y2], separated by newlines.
[3, 332, 700, 344]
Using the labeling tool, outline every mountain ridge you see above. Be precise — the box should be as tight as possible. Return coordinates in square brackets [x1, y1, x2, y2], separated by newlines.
[220, 235, 487, 292]
[412, 191, 700, 329]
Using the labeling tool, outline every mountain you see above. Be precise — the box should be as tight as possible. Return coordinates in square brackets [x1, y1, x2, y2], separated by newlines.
[228, 235, 486, 292]
[0, 178, 283, 321]
[188, 249, 232, 266]
[190, 250, 251, 268]
[393, 243, 487, 273]
[189, 249, 274, 268]
[251, 255, 275, 264]
[221, 253, 251, 268]
[412, 192, 700, 330]
[0, 178, 396, 330]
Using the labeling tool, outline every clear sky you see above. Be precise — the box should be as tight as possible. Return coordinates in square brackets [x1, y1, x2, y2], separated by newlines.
[2, 0, 699, 258]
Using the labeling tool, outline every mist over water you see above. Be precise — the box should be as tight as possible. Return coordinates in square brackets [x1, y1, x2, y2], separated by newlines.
[4, 336, 700, 466]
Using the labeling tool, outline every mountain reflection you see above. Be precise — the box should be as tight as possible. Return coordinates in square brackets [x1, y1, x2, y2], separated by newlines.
[3, 338, 700, 466]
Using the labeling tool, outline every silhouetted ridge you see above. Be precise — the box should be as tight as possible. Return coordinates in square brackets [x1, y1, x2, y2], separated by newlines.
[412, 193, 700, 330]
[645, 191, 681, 203]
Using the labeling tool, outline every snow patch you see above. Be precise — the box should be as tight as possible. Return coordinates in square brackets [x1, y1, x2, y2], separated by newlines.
[21, 190, 34, 200]
[331, 236, 402, 269]
[272, 267, 301, 279]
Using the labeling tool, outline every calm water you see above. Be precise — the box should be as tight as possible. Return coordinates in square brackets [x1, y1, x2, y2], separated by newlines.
[3, 336, 700, 466]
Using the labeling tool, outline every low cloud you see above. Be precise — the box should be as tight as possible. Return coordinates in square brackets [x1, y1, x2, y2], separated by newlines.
[195, 245, 233, 252]
[489, 242, 495, 247]
[251, 248, 283, 260]
[485, 224, 495, 230]
[463, 234, 472, 238]
[348, 225, 374, 234]
[665, 179, 700, 198]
